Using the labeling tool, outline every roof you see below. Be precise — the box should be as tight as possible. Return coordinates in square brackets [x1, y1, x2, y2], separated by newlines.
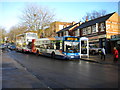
[73, 12, 115, 30]
[56, 22, 80, 33]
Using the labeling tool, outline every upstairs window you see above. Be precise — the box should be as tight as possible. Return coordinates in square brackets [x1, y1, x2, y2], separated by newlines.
[87, 26, 91, 34]
[75, 29, 79, 36]
[82, 28, 87, 35]
[92, 25, 96, 33]
[100, 22, 105, 32]
[59, 25, 64, 30]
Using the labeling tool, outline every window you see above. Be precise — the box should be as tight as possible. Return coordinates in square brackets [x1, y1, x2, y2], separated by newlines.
[59, 25, 64, 30]
[82, 28, 87, 35]
[66, 31, 68, 36]
[96, 23, 98, 32]
[50, 43, 54, 49]
[92, 25, 96, 33]
[100, 23, 105, 31]
[87, 26, 91, 34]
[64, 31, 68, 36]
[56, 40, 62, 50]
[75, 29, 79, 36]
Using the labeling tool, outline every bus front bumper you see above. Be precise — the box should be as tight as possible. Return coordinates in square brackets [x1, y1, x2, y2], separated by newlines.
[65, 55, 80, 60]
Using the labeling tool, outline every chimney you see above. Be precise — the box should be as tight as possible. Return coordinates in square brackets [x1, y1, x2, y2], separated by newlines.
[85, 16, 88, 22]
[72, 21, 76, 25]
[78, 21, 83, 26]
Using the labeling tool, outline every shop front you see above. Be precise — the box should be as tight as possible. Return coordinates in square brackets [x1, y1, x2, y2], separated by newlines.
[88, 35, 106, 47]
[110, 35, 120, 53]
[88, 34, 112, 53]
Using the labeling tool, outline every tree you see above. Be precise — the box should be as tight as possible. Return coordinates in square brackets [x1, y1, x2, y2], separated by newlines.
[0, 26, 7, 43]
[20, 4, 55, 38]
[81, 10, 107, 22]
[7, 25, 27, 43]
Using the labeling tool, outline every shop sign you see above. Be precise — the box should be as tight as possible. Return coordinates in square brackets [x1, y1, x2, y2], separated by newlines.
[88, 34, 106, 39]
[98, 34, 106, 38]
[111, 35, 120, 39]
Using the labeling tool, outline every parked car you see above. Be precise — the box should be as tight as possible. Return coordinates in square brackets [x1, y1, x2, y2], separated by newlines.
[16, 47, 23, 52]
[8, 45, 12, 49]
[89, 44, 101, 55]
[0, 44, 7, 50]
[9, 45, 16, 50]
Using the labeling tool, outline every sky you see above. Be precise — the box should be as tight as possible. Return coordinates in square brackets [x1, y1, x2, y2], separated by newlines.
[0, 0, 119, 32]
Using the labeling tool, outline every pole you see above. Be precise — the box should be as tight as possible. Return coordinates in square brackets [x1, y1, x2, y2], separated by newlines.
[80, 39, 81, 59]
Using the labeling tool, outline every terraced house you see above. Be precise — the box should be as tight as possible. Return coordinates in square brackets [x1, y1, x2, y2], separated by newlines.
[57, 12, 120, 53]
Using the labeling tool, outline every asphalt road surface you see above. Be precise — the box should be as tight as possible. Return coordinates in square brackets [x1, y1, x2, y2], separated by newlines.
[7, 50, 119, 88]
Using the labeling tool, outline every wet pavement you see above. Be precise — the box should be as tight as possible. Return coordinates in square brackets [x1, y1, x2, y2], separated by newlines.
[2, 50, 49, 88]
[3, 50, 118, 89]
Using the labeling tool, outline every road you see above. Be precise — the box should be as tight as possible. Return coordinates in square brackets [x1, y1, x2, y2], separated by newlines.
[6, 50, 118, 88]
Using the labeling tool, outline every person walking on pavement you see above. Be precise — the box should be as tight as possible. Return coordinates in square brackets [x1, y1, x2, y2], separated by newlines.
[101, 46, 106, 61]
[113, 47, 119, 63]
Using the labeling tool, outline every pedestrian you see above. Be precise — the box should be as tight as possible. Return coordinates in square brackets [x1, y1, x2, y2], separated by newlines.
[113, 47, 119, 63]
[101, 46, 106, 61]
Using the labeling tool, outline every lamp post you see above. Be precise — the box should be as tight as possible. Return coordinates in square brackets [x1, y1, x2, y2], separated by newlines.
[33, 14, 37, 31]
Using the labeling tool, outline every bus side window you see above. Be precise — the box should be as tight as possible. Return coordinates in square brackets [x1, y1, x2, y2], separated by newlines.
[56, 42, 60, 50]
[50, 43, 54, 49]
[54, 44, 56, 50]
[60, 42, 62, 49]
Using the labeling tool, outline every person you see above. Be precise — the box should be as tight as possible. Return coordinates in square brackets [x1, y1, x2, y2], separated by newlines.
[101, 47, 106, 61]
[113, 47, 119, 63]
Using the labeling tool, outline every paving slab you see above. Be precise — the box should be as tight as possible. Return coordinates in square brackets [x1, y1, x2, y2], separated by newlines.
[81, 54, 120, 65]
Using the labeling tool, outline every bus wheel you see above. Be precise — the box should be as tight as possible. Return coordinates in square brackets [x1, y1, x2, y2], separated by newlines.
[51, 52, 55, 59]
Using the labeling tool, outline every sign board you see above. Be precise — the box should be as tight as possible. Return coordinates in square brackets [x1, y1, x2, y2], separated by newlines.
[111, 35, 120, 39]
[65, 37, 79, 41]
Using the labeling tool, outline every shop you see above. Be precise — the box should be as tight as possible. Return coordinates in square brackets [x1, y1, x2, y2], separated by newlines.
[110, 35, 120, 53]
[88, 35, 106, 47]
[88, 34, 113, 53]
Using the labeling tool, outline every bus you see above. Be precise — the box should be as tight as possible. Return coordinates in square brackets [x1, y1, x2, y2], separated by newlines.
[16, 32, 38, 52]
[31, 36, 88, 59]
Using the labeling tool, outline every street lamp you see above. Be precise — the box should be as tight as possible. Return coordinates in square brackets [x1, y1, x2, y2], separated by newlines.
[33, 14, 37, 31]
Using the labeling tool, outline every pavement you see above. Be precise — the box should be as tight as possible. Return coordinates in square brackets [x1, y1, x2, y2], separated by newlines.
[81, 54, 120, 65]
[1, 50, 49, 89]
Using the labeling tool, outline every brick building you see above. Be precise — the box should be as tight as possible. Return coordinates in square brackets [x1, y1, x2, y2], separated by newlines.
[56, 21, 82, 37]
[44, 21, 72, 37]
[57, 12, 120, 53]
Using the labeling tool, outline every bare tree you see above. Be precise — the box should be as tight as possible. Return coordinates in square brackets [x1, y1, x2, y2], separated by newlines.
[81, 10, 107, 22]
[7, 25, 27, 43]
[20, 4, 55, 38]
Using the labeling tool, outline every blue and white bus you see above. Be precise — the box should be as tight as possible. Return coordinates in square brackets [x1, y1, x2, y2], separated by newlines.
[32, 36, 88, 59]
